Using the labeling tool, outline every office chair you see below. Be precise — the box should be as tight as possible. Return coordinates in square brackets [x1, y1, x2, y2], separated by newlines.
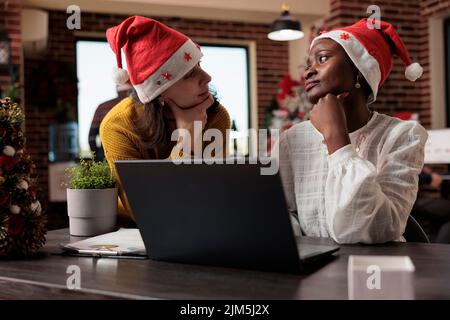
[403, 215, 430, 243]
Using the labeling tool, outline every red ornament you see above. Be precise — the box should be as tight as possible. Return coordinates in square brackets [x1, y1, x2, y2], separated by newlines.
[0, 187, 9, 206]
[4, 214, 26, 237]
[276, 93, 287, 109]
[276, 74, 300, 108]
[279, 74, 299, 94]
[0, 155, 18, 172]
[162, 72, 172, 81]
[28, 186, 38, 200]
[184, 52, 192, 62]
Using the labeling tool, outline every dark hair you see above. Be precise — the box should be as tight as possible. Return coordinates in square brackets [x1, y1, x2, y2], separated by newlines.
[131, 89, 220, 151]
[131, 90, 167, 150]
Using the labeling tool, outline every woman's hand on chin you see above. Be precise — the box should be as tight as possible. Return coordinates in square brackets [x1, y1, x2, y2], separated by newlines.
[309, 93, 351, 155]
[166, 95, 214, 152]
[166, 95, 213, 130]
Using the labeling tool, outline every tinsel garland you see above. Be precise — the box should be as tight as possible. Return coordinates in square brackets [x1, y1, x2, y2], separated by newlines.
[0, 97, 47, 257]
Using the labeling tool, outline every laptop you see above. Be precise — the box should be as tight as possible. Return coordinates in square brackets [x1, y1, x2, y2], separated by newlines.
[115, 159, 339, 273]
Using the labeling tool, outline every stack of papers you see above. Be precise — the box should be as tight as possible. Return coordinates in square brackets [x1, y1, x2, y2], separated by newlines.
[62, 228, 147, 258]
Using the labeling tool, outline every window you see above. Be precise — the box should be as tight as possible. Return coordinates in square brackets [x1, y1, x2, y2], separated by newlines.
[199, 44, 251, 155]
[76, 39, 253, 157]
[76, 39, 122, 158]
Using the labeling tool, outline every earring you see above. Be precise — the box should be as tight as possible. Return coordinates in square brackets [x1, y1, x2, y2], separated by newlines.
[158, 98, 165, 106]
[355, 73, 361, 89]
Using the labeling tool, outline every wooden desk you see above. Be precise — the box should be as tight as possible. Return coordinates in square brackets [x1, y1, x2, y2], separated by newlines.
[1, 229, 449, 299]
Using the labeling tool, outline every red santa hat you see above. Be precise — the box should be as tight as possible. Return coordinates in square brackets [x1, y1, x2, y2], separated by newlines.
[106, 16, 202, 104]
[311, 18, 423, 104]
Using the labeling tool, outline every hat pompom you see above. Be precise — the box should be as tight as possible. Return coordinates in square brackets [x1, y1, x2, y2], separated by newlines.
[113, 67, 129, 85]
[405, 62, 423, 82]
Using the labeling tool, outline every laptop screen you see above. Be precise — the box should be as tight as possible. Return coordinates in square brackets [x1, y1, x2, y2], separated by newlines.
[424, 129, 450, 164]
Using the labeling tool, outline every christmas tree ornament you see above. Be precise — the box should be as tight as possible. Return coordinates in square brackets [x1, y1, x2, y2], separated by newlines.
[0, 97, 47, 258]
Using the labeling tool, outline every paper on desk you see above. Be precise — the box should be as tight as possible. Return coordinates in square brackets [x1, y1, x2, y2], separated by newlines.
[63, 228, 147, 256]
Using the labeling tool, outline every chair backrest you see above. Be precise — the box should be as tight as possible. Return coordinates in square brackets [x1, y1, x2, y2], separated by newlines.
[404, 215, 430, 243]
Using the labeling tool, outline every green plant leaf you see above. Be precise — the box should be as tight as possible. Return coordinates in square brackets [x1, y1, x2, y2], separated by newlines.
[66, 159, 116, 189]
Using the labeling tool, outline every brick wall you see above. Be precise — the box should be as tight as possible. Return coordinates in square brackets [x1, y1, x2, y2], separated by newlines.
[23, 11, 288, 228]
[23, 3, 450, 229]
[422, 0, 450, 16]
[0, 0, 21, 95]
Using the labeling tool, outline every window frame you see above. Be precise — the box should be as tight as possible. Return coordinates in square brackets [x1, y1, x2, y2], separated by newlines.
[195, 37, 258, 155]
[74, 34, 258, 156]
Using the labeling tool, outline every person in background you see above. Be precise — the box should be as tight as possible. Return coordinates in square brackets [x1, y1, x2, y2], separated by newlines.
[277, 19, 428, 244]
[411, 165, 450, 243]
[88, 84, 132, 161]
[101, 16, 231, 224]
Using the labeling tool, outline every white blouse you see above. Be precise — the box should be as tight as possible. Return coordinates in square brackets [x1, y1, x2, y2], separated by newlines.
[277, 111, 428, 244]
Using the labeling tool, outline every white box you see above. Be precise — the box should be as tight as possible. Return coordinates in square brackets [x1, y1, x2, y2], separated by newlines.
[424, 128, 450, 164]
[348, 255, 415, 300]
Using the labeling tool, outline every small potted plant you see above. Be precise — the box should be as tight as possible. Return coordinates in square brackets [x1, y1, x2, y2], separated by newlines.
[65, 159, 117, 236]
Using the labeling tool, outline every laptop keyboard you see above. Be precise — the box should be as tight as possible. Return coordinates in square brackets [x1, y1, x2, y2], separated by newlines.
[297, 244, 338, 260]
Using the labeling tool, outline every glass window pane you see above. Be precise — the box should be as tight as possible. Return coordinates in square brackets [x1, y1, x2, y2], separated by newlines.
[76, 40, 124, 158]
[76, 41, 251, 157]
[200, 45, 250, 156]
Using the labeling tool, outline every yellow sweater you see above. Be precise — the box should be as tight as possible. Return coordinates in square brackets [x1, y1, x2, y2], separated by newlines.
[100, 97, 231, 222]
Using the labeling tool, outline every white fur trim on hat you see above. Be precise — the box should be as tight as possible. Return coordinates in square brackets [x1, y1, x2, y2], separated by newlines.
[116, 83, 133, 92]
[133, 39, 202, 104]
[405, 62, 423, 82]
[311, 30, 381, 104]
[113, 67, 129, 85]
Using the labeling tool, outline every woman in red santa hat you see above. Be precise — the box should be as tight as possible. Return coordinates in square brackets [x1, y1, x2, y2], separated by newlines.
[100, 16, 231, 223]
[278, 18, 428, 244]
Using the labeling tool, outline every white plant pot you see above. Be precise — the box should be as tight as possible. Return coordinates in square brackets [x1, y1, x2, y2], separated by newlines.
[67, 188, 118, 236]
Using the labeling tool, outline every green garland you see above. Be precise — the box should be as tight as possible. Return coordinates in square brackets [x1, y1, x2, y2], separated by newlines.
[0, 98, 47, 257]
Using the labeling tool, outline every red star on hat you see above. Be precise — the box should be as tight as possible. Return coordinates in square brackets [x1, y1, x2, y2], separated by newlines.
[184, 52, 192, 62]
[340, 32, 350, 40]
[106, 16, 203, 103]
[311, 18, 423, 104]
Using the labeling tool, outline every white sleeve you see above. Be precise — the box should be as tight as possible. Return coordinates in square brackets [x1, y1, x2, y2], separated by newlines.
[275, 131, 301, 236]
[325, 122, 428, 244]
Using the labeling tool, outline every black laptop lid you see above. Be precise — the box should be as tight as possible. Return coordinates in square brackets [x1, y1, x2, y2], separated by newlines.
[115, 160, 301, 273]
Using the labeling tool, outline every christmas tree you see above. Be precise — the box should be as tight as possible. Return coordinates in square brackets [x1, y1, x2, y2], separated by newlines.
[264, 73, 312, 132]
[0, 98, 46, 257]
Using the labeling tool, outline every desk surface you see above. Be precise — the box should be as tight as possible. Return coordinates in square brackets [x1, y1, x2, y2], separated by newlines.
[1, 229, 450, 300]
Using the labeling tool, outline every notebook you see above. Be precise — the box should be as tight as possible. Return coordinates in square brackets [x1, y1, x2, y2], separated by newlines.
[61, 228, 147, 259]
